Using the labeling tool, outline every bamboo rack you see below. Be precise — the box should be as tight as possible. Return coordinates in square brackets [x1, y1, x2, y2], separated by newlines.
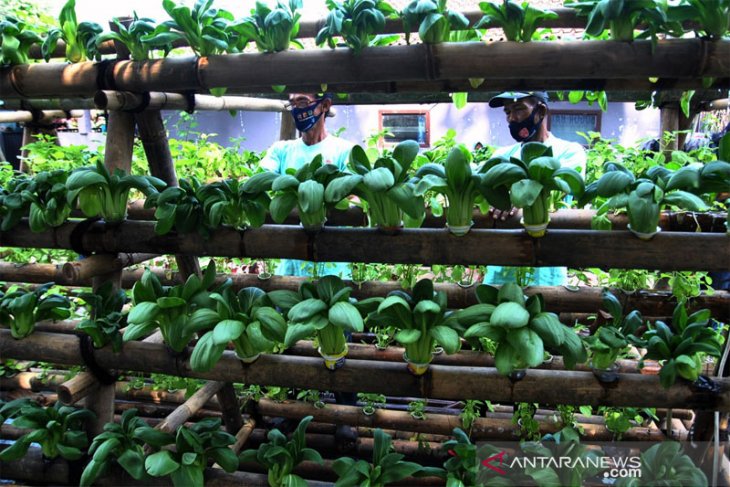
[3, 331, 730, 411]
[3, 40, 729, 99]
[1, 220, 727, 272]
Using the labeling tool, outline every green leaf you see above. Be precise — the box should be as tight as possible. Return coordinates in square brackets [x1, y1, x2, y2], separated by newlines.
[490, 302, 530, 329]
[288, 298, 327, 322]
[363, 167, 395, 192]
[212, 319, 245, 344]
[328, 302, 364, 333]
[145, 450, 180, 477]
[430, 326, 461, 354]
[510, 179, 543, 208]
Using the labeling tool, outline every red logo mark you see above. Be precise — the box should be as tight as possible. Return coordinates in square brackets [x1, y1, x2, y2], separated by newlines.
[481, 450, 507, 475]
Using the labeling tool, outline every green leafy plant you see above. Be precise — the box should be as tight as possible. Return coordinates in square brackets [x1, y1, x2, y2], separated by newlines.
[442, 428, 479, 486]
[636, 302, 721, 388]
[146, 177, 212, 238]
[476, 0, 558, 42]
[316, 0, 398, 53]
[268, 275, 369, 365]
[401, 0, 469, 44]
[583, 290, 644, 370]
[512, 402, 540, 441]
[231, 0, 303, 53]
[124, 261, 220, 353]
[0, 283, 71, 339]
[408, 399, 427, 420]
[567, 0, 669, 42]
[149, 0, 235, 57]
[357, 392, 386, 415]
[0, 398, 94, 461]
[95, 13, 162, 61]
[80, 408, 159, 486]
[269, 155, 360, 232]
[76, 281, 127, 352]
[0, 15, 43, 65]
[480, 142, 585, 237]
[144, 418, 238, 487]
[0, 174, 32, 231]
[521, 427, 603, 485]
[349, 140, 425, 230]
[41, 0, 103, 62]
[198, 172, 277, 231]
[373, 279, 462, 374]
[586, 162, 709, 238]
[190, 286, 287, 372]
[66, 160, 166, 223]
[616, 441, 708, 487]
[21, 170, 75, 232]
[667, 0, 730, 40]
[414, 145, 488, 235]
[239, 415, 323, 487]
[459, 399, 484, 436]
[462, 283, 587, 376]
[333, 428, 427, 486]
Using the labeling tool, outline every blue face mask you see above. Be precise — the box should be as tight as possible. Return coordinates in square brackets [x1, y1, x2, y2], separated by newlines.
[509, 105, 544, 142]
[291, 99, 325, 133]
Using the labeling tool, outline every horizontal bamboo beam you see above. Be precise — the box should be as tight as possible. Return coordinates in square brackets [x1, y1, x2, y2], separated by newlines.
[62, 252, 157, 284]
[94, 90, 287, 112]
[0, 109, 84, 123]
[256, 398, 664, 442]
[0, 98, 97, 110]
[3, 40, 728, 98]
[2, 220, 726, 272]
[3, 330, 729, 410]
[1, 261, 727, 320]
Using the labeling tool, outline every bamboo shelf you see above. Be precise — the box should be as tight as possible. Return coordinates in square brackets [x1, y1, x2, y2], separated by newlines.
[2, 330, 729, 411]
[1, 220, 727, 272]
[3, 40, 729, 99]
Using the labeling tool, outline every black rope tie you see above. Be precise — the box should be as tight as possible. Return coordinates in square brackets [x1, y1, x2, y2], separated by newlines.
[79, 335, 119, 385]
[69, 217, 102, 256]
[183, 91, 196, 114]
[128, 92, 151, 113]
[95, 59, 118, 91]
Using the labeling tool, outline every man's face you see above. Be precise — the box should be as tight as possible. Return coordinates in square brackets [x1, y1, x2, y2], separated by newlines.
[502, 98, 537, 124]
[287, 93, 331, 116]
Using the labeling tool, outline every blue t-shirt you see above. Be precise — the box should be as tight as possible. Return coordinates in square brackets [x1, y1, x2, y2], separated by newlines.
[484, 134, 587, 286]
[261, 135, 353, 279]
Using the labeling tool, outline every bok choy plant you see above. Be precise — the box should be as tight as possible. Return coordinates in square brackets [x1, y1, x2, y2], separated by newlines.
[42, 0, 103, 62]
[476, 0, 558, 42]
[0, 283, 71, 339]
[401, 0, 470, 44]
[230, 0, 304, 53]
[316, 0, 399, 54]
[76, 281, 127, 352]
[198, 172, 278, 231]
[0, 16, 43, 65]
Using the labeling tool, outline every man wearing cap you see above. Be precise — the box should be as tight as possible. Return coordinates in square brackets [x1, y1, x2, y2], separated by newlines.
[486, 91, 586, 286]
[260, 92, 352, 278]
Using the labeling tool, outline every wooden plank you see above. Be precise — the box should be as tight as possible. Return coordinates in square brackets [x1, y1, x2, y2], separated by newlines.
[3, 330, 730, 411]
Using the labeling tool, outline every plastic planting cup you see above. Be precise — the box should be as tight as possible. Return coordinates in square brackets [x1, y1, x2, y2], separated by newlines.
[447, 221, 474, 236]
[403, 352, 431, 376]
[627, 224, 661, 241]
[318, 346, 347, 370]
[521, 218, 550, 238]
[238, 353, 261, 365]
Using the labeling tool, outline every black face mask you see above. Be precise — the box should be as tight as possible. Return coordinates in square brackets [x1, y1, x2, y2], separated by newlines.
[291, 99, 325, 133]
[509, 105, 544, 142]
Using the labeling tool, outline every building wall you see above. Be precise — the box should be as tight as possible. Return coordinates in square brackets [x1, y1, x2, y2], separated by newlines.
[162, 100, 661, 154]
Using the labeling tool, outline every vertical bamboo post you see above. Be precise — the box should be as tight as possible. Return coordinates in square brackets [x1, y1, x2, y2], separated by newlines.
[279, 110, 297, 141]
[660, 103, 680, 155]
[215, 383, 244, 434]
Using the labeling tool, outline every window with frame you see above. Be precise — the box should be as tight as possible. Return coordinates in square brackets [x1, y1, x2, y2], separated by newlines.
[547, 110, 601, 145]
[379, 110, 430, 147]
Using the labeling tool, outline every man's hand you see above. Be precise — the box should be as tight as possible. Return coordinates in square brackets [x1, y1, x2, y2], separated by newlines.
[489, 206, 519, 221]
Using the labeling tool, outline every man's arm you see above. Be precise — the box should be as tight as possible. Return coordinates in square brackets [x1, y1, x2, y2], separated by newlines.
[259, 142, 284, 173]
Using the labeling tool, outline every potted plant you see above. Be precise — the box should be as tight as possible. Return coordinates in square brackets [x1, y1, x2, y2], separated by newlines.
[357, 392, 386, 416]
[22, 170, 74, 232]
[144, 418, 239, 487]
[349, 140, 426, 233]
[146, 177, 212, 238]
[80, 408, 159, 486]
[0, 282, 72, 339]
[332, 429, 431, 486]
[189, 287, 287, 372]
[269, 154, 361, 232]
[476, 0, 558, 42]
[0, 398, 94, 461]
[583, 290, 644, 382]
[124, 261, 220, 353]
[267, 275, 369, 369]
[589, 163, 708, 240]
[414, 146, 488, 235]
[372, 278, 463, 375]
[76, 281, 127, 352]
[480, 142, 585, 237]
[462, 283, 587, 380]
[66, 160, 166, 223]
[198, 172, 278, 231]
[239, 415, 323, 487]
[635, 302, 722, 389]
[616, 442, 707, 487]
[315, 0, 397, 54]
[230, 0, 303, 53]
[401, 0, 469, 44]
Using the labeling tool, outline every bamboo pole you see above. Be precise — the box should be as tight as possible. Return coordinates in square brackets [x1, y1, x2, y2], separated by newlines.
[0, 446, 70, 484]
[61, 252, 157, 284]
[3, 331, 730, 410]
[4, 40, 729, 99]
[5, 220, 726, 272]
[230, 419, 256, 455]
[155, 381, 224, 433]
[94, 90, 286, 112]
[1, 98, 97, 110]
[215, 382, 244, 434]
[0, 109, 85, 123]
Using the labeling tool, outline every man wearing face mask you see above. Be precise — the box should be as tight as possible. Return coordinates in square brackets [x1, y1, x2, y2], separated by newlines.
[261, 92, 352, 279]
[485, 91, 586, 286]
[260, 92, 357, 450]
